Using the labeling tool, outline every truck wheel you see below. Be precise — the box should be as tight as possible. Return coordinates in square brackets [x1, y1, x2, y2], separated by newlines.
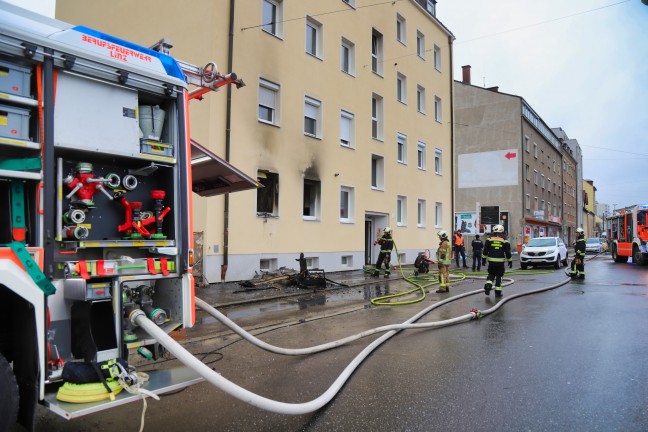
[633, 246, 645, 265]
[0, 353, 19, 431]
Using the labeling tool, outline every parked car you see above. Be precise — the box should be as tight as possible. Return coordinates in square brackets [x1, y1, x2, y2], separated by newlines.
[585, 237, 603, 254]
[520, 237, 568, 269]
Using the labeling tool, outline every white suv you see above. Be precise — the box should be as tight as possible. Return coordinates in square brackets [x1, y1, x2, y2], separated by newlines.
[520, 237, 568, 269]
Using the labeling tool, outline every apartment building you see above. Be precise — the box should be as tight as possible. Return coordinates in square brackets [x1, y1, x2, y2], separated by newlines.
[553, 127, 583, 235]
[582, 179, 597, 237]
[454, 66, 565, 247]
[57, 0, 454, 281]
[560, 142, 578, 244]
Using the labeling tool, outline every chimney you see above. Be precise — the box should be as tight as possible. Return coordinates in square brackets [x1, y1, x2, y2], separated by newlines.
[462, 65, 471, 84]
[487, 86, 499, 92]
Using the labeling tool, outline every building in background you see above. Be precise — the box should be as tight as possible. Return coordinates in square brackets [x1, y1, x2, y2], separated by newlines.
[582, 179, 597, 237]
[57, 0, 454, 281]
[553, 127, 583, 232]
[553, 127, 578, 245]
[454, 65, 564, 249]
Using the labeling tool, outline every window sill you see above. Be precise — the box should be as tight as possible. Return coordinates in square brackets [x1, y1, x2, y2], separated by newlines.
[262, 29, 284, 41]
[371, 71, 384, 78]
[418, 167, 427, 171]
[341, 70, 356, 78]
[340, 219, 355, 224]
[306, 52, 323, 61]
[257, 213, 278, 219]
[303, 216, 321, 222]
[304, 133, 322, 140]
[258, 119, 280, 128]
[340, 142, 355, 150]
[371, 187, 384, 192]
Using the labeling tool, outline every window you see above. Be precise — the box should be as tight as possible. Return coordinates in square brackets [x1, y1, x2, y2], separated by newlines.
[525, 136, 529, 152]
[304, 96, 321, 137]
[397, 195, 407, 226]
[340, 110, 354, 148]
[418, 199, 426, 227]
[372, 28, 384, 75]
[257, 171, 279, 216]
[525, 164, 530, 181]
[258, 79, 279, 125]
[548, 178, 552, 193]
[305, 17, 323, 58]
[417, 141, 426, 170]
[433, 45, 441, 71]
[397, 73, 407, 103]
[541, 149, 544, 164]
[396, 14, 406, 44]
[371, 93, 383, 140]
[435, 202, 442, 227]
[303, 178, 321, 219]
[262, 0, 283, 38]
[340, 186, 355, 222]
[340, 37, 355, 75]
[541, 174, 545, 189]
[371, 154, 384, 189]
[434, 148, 442, 174]
[434, 96, 442, 122]
[426, 0, 436, 15]
[534, 142, 538, 158]
[260, 258, 278, 272]
[416, 31, 425, 58]
[534, 170, 538, 185]
[341, 255, 353, 267]
[305, 257, 319, 269]
[525, 194, 531, 210]
[417, 85, 426, 113]
[397, 133, 407, 164]
[534, 197, 538, 211]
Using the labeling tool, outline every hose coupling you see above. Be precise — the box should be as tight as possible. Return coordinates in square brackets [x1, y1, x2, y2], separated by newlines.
[128, 308, 146, 326]
[470, 308, 482, 320]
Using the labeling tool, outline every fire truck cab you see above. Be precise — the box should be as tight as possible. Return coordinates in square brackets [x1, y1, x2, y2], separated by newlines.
[0, 3, 256, 430]
[606, 204, 648, 265]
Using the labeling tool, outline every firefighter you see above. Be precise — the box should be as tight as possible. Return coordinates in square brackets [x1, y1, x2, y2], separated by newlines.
[570, 227, 586, 279]
[482, 225, 512, 297]
[374, 227, 394, 277]
[436, 230, 453, 293]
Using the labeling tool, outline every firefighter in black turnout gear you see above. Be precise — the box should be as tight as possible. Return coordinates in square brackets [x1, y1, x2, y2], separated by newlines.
[482, 225, 512, 297]
[570, 227, 586, 279]
[374, 227, 394, 277]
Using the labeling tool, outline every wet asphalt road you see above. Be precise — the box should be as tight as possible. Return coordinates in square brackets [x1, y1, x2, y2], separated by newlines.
[35, 254, 648, 431]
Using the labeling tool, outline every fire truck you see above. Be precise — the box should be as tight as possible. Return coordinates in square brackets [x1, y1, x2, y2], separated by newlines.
[606, 204, 648, 265]
[0, 3, 257, 429]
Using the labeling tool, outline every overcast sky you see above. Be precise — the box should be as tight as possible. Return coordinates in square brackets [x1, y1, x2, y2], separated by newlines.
[438, 0, 648, 210]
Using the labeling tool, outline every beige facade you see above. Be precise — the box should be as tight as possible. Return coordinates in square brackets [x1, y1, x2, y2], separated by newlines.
[561, 144, 578, 244]
[582, 179, 597, 237]
[454, 67, 563, 249]
[57, 0, 454, 281]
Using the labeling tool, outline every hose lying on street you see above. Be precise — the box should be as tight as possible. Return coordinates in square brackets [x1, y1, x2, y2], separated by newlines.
[129, 277, 570, 415]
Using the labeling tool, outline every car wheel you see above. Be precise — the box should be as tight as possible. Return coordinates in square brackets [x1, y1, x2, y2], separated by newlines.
[554, 256, 560, 269]
[520, 263, 528, 270]
[562, 253, 568, 266]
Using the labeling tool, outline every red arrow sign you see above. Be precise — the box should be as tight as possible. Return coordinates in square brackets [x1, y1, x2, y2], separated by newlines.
[505, 152, 517, 160]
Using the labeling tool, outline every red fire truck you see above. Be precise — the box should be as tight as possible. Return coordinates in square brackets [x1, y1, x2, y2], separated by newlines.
[0, 3, 257, 429]
[606, 204, 648, 265]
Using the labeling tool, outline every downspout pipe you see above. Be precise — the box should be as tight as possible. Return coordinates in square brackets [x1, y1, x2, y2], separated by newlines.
[221, 0, 235, 281]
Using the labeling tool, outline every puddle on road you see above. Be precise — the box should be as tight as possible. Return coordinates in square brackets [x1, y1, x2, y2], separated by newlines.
[198, 284, 393, 324]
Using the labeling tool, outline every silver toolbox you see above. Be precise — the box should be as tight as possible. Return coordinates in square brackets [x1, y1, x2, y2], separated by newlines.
[0, 59, 32, 98]
[0, 104, 30, 140]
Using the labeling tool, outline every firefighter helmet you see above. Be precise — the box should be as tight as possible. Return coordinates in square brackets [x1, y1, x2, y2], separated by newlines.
[493, 224, 505, 233]
[438, 230, 448, 239]
[384, 227, 392, 234]
[576, 227, 585, 235]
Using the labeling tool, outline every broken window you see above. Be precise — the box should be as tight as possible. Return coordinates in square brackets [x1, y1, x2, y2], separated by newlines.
[303, 179, 321, 219]
[257, 171, 279, 216]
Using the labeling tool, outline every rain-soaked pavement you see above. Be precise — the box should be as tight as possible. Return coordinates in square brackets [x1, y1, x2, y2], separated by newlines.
[35, 254, 648, 431]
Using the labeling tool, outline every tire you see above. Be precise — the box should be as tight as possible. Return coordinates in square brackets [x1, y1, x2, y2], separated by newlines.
[0, 353, 19, 431]
[553, 256, 560, 269]
[520, 262, 528, 270]
[633, 246, 646, 265]
[562, 253, 568, 266]
[612, 244, 629, 263]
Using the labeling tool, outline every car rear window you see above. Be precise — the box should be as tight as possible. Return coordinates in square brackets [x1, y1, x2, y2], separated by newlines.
[586, 238, 600, 244]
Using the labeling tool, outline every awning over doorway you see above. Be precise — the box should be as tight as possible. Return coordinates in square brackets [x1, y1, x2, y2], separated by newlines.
[190, 139, 259, 197]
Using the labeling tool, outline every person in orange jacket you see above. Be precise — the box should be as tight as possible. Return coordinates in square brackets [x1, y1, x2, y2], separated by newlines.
[453, 231, 468, 268]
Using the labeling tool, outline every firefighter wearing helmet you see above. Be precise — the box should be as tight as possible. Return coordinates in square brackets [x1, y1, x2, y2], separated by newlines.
[570, 227, 586, 279]
[435, 230, 453, 293]
[373, 227, 394, 277]
[482, 224, 512, 297]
